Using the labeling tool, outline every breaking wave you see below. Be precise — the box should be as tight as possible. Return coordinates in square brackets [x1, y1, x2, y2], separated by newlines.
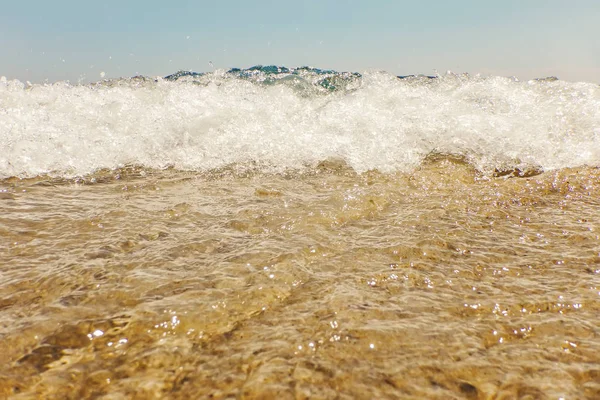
[1, 66, 599, 179]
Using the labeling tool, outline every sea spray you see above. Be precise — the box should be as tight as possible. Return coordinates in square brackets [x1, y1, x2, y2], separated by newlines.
[1, 67, 598, 179]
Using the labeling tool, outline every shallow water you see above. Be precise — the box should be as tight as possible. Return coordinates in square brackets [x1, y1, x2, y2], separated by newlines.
[2, 67, 599, 398]
[1, 160, 599, 399]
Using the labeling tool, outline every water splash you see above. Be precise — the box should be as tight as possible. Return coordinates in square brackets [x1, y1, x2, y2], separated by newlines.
[1, 67, 599, 179]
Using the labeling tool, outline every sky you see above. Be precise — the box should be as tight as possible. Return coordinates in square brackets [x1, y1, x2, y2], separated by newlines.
[1, 0, 599, 83]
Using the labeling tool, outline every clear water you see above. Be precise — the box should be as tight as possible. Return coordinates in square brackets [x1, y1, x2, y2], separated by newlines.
[1, 67, 599, 399]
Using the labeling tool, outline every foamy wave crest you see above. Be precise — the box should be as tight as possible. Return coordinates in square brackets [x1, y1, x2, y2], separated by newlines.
[1, 67, 599, 178]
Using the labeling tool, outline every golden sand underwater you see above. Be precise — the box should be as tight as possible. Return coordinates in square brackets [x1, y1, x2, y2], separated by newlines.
[1, 160, 599, 399]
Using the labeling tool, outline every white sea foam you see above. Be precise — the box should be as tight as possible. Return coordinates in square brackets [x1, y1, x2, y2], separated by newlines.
[1, 71, 599, 178]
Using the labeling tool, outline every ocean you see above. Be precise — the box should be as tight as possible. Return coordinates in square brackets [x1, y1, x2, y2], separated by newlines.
[1, 66, 599, 399]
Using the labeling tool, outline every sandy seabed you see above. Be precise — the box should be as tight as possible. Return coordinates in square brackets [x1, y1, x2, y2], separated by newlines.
[1, 160, 599, 399]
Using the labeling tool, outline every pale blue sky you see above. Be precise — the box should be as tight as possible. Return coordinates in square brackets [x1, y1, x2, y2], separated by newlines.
[1, 0, 598, 83]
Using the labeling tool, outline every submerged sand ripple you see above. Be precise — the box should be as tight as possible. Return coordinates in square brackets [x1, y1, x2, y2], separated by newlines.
[1, 161, 599, 399]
